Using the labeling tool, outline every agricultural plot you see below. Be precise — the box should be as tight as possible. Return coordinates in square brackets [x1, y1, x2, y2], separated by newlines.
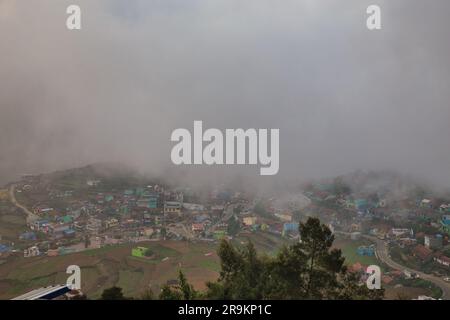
[0, 240, 220, 299]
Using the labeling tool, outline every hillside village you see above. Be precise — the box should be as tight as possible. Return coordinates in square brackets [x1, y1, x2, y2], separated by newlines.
[0, 166, 449, 299]
[303, 174, 450, 288]
[1, 177, 304, 256]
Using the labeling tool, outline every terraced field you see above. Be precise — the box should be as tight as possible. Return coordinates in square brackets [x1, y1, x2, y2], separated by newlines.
[0, 240, 221, 299]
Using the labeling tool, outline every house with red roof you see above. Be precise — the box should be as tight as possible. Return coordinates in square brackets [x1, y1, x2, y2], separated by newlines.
[412, 244, 433, 261]
[434, 255, 450, 267]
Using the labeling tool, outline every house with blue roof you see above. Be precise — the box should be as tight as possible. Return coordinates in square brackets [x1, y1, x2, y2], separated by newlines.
[20, 232, 37, 241]
[357, 245, 375, 256]
[283, 222, 299, 233]
[0, 244, 11, 254]
[63, 229, 76, 238]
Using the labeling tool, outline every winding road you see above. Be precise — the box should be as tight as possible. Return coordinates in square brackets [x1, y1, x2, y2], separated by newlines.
[365, 235, 450, 299]
[8, 184, 39, 224]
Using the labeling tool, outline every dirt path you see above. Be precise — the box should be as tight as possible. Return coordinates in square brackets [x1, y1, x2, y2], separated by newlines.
[8, 184, 39, 224]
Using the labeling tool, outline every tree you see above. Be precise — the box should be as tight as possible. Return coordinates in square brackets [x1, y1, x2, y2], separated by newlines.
[158, 270, 198, 300]
[178, 270, 197, 299]
[159, 285, 183, 300]
[140, 288, 155, 300]
[206, 241, 267, 299]
[269, 217, 383, 299]
[144, 249, 154, 257]
[84, 235, 90, 249]
[264, 244, 308, 299]
[253, 202, 268, 217]
[297, 217, 344, 298]
[337, 272, 384, 300]
[292, 210, 303, 221]
[227, 216, 240, 236]
[101, 286, 126, 300]
[206, 217, 384, 300]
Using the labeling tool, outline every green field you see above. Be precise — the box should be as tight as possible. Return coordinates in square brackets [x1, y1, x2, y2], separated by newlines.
[0, 199, 27, 241]
[0, 240, 221, 299]
[334, 238, 380, 267]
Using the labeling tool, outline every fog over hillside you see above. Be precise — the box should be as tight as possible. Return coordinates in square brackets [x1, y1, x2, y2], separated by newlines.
[1, 0, 450, 189]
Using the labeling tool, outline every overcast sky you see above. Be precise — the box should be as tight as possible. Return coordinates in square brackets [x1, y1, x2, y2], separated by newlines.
[1, 0, 449, 188]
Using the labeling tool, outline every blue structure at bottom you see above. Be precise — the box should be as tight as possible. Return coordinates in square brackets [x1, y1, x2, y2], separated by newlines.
[357, 245, 375, 256]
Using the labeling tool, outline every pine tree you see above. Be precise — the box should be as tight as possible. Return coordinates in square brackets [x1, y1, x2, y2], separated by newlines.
[178, 270, 197, 299]
[159, 285, 183, 300]
[158, 270, 198, 300]
[206, 217, 384, 300]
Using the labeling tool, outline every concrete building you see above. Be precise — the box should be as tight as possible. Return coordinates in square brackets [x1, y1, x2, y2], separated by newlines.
[164, 201, 181, 214]
[24, 246, 40, 258]
[274, 212, 292, 222]
[243, 216, 257, 226]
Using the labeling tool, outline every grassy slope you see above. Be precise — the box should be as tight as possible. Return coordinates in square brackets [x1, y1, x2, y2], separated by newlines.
[333, 238, 380, 267]
[0, 240, 221, 299]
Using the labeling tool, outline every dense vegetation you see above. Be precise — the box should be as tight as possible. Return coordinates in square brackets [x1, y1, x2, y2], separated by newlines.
[101, 217, 384, 300]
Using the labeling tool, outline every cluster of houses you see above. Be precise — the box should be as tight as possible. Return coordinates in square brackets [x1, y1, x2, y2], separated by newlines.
[4, 172, 449, 287]
[386, 227, 450, 271]
[306, 178, 450, 232]
[30, 215, 76, 240]
[5, 175, 318, 260]
[304, 179, 450, 278]
[348, 262, 423, 289]
[5, 179, 256, 257]
[240, 214, 300, 237]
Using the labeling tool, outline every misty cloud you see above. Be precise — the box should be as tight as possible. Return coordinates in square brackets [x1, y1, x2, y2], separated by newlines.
[1, 0, 450, 188]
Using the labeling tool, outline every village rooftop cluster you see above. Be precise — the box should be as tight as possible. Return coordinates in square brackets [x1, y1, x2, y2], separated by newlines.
[0, 169, 449, 299]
